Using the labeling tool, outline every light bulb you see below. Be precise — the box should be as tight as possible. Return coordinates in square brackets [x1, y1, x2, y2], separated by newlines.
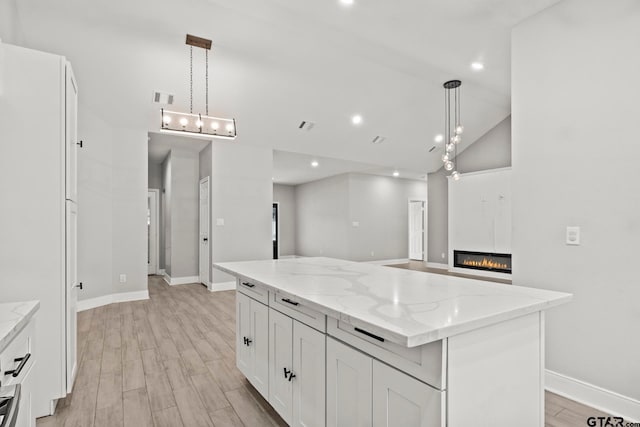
[455, 125, 464, 135]
[446, 143, 455, 153]
[442, 153, 450, 162]
[453, 135, 461, 144]
[226, 123, 235, 132]
[179, 117, 188, 127]
[444, 161, 454, 171]
[196, 120, 203, 128]
[211, 122, 219, 130]
[452, 171, 461, 180]
[162, 115, 171, 124]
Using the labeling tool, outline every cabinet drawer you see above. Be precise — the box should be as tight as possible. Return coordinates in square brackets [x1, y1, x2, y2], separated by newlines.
[327, 317, 445, 390]
[270, 293, 326, 333]
[236, 277, 269, 305]
[0, 317, 35, 387]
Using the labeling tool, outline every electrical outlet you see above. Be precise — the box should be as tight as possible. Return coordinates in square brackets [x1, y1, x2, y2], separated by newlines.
[216, 218, 225, 226]
[441, 252, 446, 259]
[119, 274, 127, 283]
[352, 221, 360, 227]
[566, 226, 580, 245]
[370, 251, 375, 257]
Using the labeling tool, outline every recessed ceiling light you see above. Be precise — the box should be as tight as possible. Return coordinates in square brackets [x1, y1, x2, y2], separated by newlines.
[393, 171, 399, 177]
[351, 115, 363, 125]
[471, 62, 484, 71]
[340, 0, 354, 6]
[434, 134, 444, 144]
[311, 160, 319, 168]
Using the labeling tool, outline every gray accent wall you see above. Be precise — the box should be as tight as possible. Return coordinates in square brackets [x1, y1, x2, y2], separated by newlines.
[295, 173, 427, 261]
[513, 0, 640, 402]
[427, 116, 511, 264]
[273, 184, 297, 257]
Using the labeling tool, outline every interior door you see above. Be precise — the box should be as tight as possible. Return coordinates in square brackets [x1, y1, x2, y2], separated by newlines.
[409, 201, 425, 261]
[65, 200, 78, 393]
[147, 190, 158, 275]
[199, 177, 210, 285]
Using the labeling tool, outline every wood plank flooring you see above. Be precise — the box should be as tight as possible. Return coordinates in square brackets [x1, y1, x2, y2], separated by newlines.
[36, 275, 609, 427]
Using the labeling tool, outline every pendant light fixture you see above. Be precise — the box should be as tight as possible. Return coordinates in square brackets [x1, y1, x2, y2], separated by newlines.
[161, 34, 237, 140]
[442, 80, 463, 180]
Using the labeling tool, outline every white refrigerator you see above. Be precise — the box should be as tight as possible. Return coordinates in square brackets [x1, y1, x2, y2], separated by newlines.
[0, 42, 79, 417]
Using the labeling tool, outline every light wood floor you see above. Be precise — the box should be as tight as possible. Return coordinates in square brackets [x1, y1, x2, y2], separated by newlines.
[36, 275, 609, 427]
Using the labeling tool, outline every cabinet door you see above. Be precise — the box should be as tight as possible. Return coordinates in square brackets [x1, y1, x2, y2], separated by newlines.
[292, 321, 325, 427]
[65, 63, 78, 202]
[236, 292, 252, 378]
[65, 201, 78, 393]
[326, 337, 372, 427]
[372, 360, 443, 427]
[250, 299, 269, 397]
[16, 362, 36, 427]
[269, 308, 293, 424]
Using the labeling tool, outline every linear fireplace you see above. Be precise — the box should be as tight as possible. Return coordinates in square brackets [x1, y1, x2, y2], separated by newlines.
[453, 250, 512, 274]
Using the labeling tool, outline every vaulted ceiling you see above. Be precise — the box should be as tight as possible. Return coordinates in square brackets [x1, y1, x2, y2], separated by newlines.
[11, 0, 559, 173]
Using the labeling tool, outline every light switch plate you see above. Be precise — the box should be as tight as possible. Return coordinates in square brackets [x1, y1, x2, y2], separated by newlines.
[216, 218, 224, 226]
[352, 221, 360, 227]
[566, 226, 580, 245]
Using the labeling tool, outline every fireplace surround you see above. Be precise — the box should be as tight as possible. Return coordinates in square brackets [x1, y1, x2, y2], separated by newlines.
[453, 250, 512, 274]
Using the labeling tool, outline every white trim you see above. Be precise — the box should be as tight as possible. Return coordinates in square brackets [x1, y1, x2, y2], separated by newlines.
[279, 255, 301, 259]
[364, 258, 409, 266]
[545, 369, 640, 422]
[426, 262, 448, 270]
[166, 275, 200, 286]
[77, 289, 150, 312]
[158, 268, 165, 275]
[208, 281, 236, 292]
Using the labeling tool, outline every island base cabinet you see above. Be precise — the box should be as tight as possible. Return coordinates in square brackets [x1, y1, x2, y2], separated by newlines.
[372, 361, 443, 427]
[236, 292, 268, 397]
[269, 309, 294, 424]
[326, 337, 372, 427]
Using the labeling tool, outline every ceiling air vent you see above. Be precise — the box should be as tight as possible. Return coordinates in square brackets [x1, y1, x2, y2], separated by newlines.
[153, 91, 174, 105]
[428, 145, 437, 152]
[371, 136, 386, 144]
[298, 121, 315, 131]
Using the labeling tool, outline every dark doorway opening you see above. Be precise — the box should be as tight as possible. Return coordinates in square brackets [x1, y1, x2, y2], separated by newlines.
[272, 203, 279, 259]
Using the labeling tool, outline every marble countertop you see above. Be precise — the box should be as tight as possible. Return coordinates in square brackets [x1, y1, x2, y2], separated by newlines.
[215, 257, 571, 347]
[0, 301, 39, 353]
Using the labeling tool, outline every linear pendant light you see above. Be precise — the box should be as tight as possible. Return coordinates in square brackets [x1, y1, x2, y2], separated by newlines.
[161, 34, 237, 140]
[441, 79, 463, 180]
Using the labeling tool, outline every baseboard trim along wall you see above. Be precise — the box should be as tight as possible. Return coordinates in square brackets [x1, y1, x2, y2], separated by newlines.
[208, 281, 236, 292]
[365, 258, 409, 266]
[163, 274, 201, 286]
[545, 370, 640, 422]
[78, 290, 150, 312]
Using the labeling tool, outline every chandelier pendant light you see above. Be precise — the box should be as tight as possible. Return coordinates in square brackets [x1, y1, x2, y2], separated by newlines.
[161, 34, 237, 140]
[442, 79, 463, 180]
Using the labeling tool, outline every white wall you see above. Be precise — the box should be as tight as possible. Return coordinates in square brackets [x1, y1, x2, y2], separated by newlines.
[295, 173, 428, 261]
[273, 184, 297, 257]
[0, 0, 20, 44]
[295, 174, 350, 260]
[210, 143, 273, 284]
[512, 0, 640, 407]
[428, 116, 511, 264]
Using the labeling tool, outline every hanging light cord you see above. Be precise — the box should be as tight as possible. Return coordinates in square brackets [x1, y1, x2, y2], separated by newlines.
[189, 46, 193, 114]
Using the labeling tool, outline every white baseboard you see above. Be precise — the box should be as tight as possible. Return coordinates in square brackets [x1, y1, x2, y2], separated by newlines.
[546, 369, 640, 422]
[364, 258, 409, 266]
[78, 289, 150, 312]
[158, 268, 165, 275]
[164, 274, 200, 286]
[208, 281, 236, 292]
[426, 262, 448, 270]
[279, 255, 301, 259]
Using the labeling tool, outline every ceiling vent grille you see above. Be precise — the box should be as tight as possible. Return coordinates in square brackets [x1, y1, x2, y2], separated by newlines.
[372, 136, 386, 144]
[153, 91, 174, 105]
[428, 145, 437, 152]
[298, 121, 315, 131]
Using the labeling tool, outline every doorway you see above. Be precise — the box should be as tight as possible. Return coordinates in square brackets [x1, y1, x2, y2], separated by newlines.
[408, 200, 426, 261]
[199, 177, 210, 285]
[148, 189, 159, 274]
[272, 203, 279, 259]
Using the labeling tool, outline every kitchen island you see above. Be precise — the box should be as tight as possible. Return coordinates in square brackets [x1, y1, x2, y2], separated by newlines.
[214, 257, 571, 427]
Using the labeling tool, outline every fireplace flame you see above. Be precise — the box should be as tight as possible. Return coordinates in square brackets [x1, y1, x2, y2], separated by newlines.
[461, 257, 509, 270]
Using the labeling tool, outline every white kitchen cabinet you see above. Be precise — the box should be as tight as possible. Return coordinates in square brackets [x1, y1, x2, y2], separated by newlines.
[372, 360, 443, 427]
[269, 308, 293, 423]
[16, 361, 36, 427]
[269, 308, 326, 427]
[235, 292, 268, 397]
[326, 337, 372, 427]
